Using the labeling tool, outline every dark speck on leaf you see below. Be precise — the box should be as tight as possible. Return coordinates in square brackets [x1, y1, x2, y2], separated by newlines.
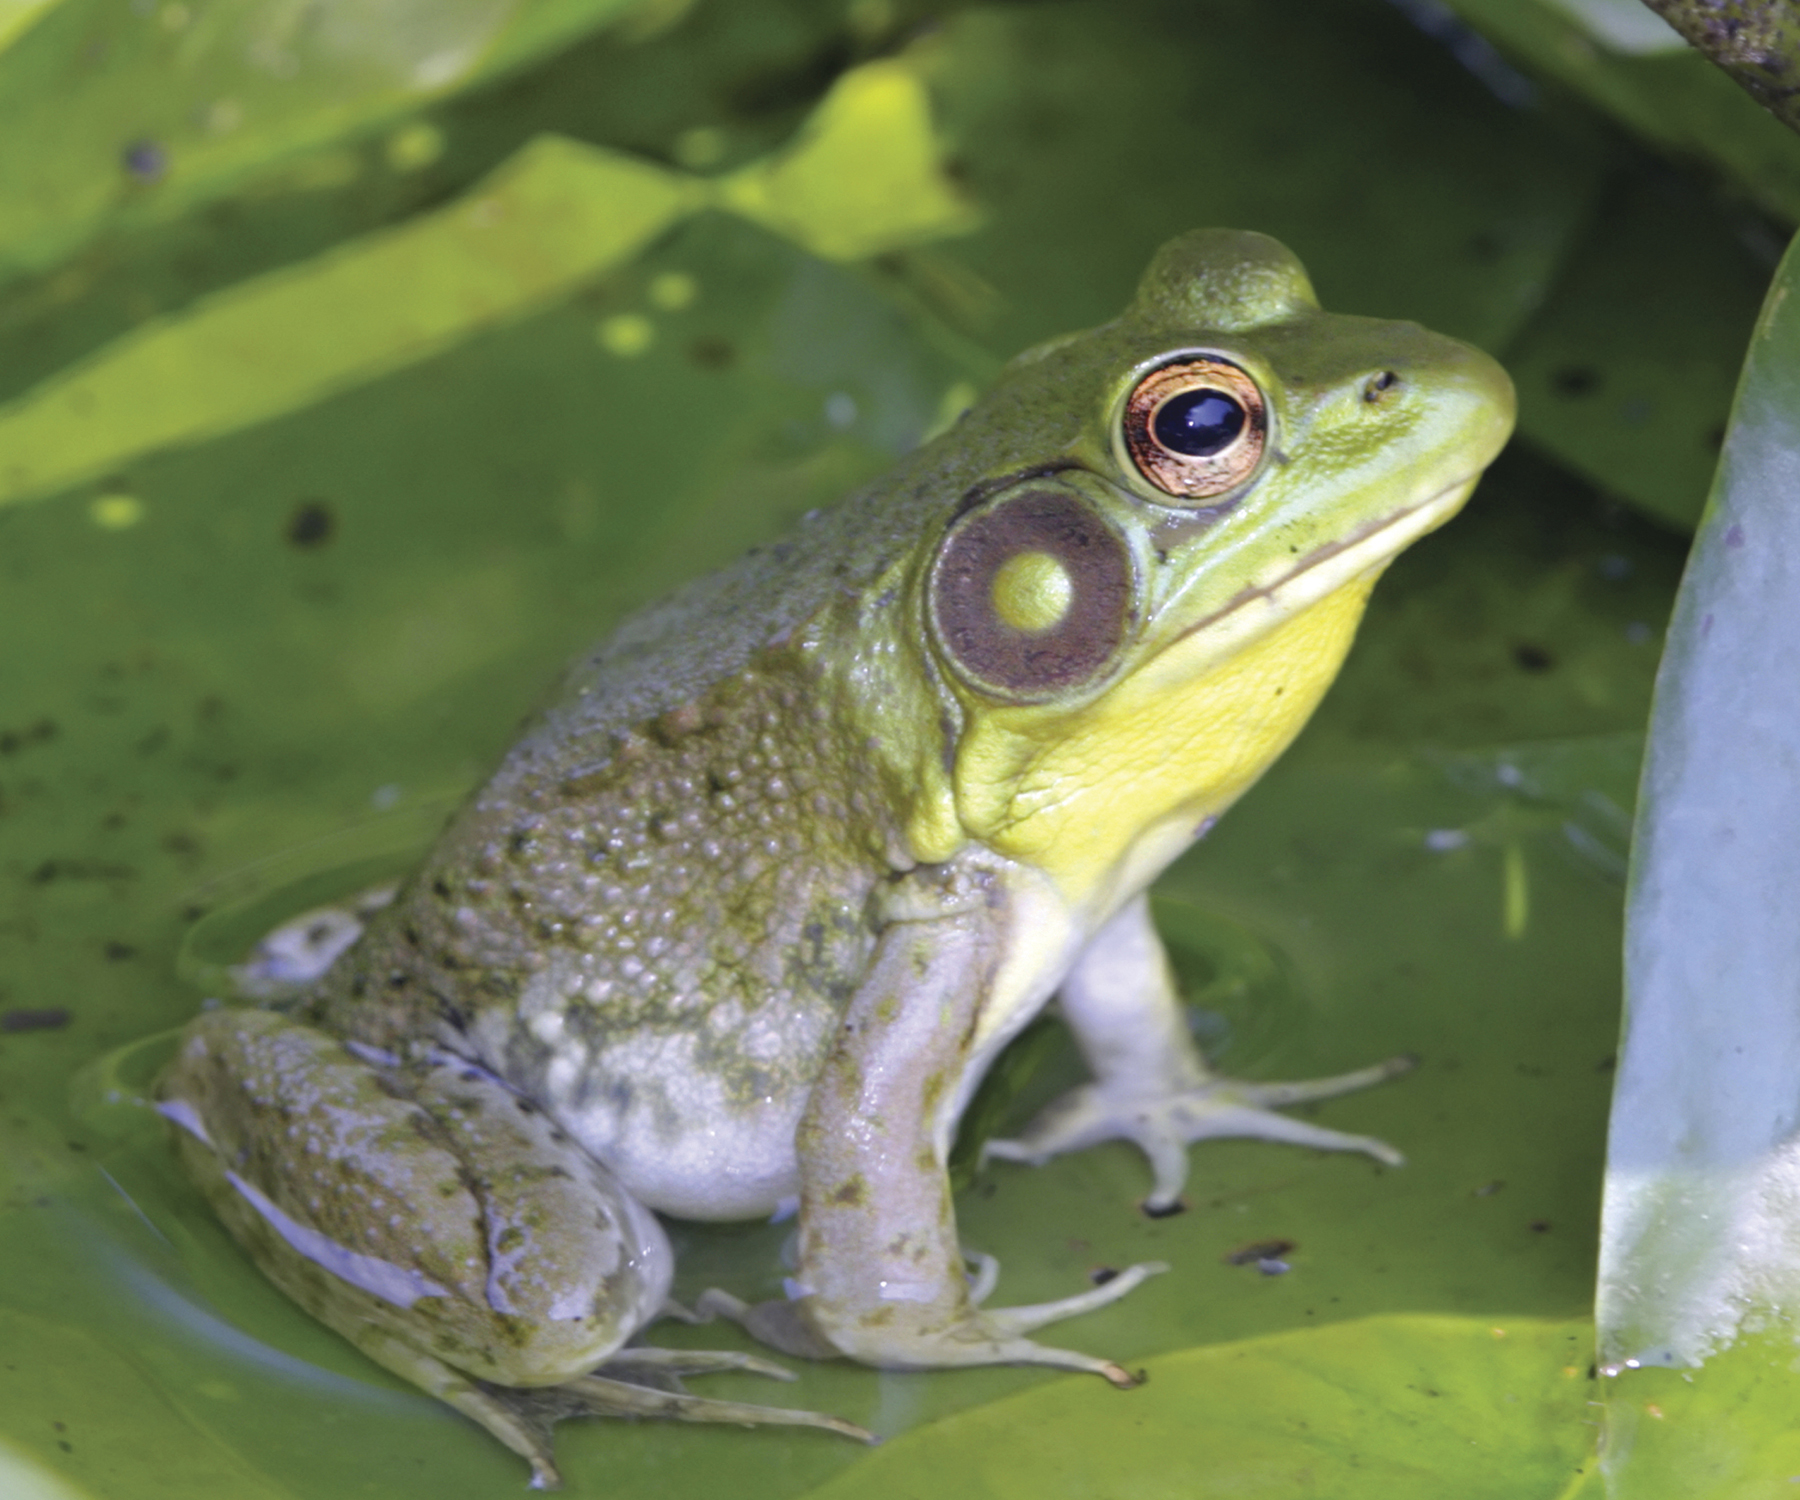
[123, 139, 166, 181]
[689, 336, 736, 370]
[0, 719, 58, 755]
[1225, 1238, 1296, 1266]
[3, 1008, 71, 1033]
[1551, 366, 1599, 397]
[286, 500, 336, 548]
[103, 941, 136, 962]
[1512, 643, 1554, 673]
[1530, 1219, 1552, 1233]
[30, 858, 137, 884]
[1089, 1266, 1119, 1286]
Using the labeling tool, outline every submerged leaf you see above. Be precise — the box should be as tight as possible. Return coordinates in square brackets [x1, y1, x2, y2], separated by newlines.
[0, 137, 700, 508]
[0, 57, 976, 510]
[0, 0, 658, 285]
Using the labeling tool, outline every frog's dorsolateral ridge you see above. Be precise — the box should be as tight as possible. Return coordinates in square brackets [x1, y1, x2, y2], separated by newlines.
[157, 229, 1515, 1486]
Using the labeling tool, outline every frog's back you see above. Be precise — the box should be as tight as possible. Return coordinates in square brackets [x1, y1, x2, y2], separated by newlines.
[301, 458, 962, 1217]
[298, 326, 1109, 1215]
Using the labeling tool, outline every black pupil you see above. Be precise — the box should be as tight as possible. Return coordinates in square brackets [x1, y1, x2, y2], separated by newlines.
[1152, 388, 1246, 457]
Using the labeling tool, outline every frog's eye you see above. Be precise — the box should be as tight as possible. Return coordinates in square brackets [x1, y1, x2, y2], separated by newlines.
[929, 488, 1134, 704]
[1121, 357, 1266, 501]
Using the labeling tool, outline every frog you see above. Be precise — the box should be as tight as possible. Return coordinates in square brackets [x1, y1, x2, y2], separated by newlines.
[155, 228, 1514, 1487]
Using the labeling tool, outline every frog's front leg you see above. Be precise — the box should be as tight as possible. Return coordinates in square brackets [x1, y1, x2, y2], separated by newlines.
[719, 884, 1166, 1382]
[982, 894, 1412, 1213]
[156, 1010, 868, 1489]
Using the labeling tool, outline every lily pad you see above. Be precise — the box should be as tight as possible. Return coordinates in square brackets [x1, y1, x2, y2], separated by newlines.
[0, 0, 657, 287]
[798, 1315, 1598, 1500]
[0, 1, 1725, 1494]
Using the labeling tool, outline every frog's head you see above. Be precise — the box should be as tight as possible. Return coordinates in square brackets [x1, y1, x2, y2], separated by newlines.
[914, 229, 1514, 914]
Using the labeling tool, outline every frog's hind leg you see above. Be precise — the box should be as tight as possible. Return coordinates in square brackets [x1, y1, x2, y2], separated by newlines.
[563, 1370, 874, 1440]
[354, 1322, 872, 1489]
[156, 1010, 870, 1488]
[353, 1325, 569, 1489]
[449, 1366, 872, 1489]
[980, 894, 1413, 1213]
[599, 1345, 796, 1386]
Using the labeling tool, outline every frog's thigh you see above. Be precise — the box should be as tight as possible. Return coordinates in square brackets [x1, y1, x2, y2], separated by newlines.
[157, 1010, 671, 1390]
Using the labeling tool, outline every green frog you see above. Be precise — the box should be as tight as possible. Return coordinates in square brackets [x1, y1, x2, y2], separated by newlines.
[156, 229, 1514, 1487]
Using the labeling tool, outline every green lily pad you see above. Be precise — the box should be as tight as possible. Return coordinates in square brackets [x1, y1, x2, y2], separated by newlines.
[799, 1315, 1598, 1500]
[0, 2, 1726, 1494]
[1597, 1330, 1800, 1498]
[0, 0, 657, 287]
[0, 55, 976, 510]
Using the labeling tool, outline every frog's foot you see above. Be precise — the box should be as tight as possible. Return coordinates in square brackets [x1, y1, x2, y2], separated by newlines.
[567, 1368, 874, 1441]
[696, 1260, 1169, 1388]
[981, 1055, 1414, 1212]
[425, 1347, 873, 1490]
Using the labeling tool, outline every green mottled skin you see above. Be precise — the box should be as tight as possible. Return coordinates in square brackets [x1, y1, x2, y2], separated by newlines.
[156, 230, 1517, 1482]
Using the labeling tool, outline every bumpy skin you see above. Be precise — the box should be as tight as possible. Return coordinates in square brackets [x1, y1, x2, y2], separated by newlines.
[157, 229, 1516, 1485]
[310, 655, 908, 1222]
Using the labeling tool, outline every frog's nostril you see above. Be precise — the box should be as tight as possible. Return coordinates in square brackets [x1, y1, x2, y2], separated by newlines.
[1363, 371, 1401, 403]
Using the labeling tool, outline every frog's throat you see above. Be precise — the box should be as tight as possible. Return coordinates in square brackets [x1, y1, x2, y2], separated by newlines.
[951, 474, 1478, 915]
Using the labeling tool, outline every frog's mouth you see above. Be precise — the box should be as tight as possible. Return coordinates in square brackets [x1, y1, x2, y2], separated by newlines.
[1161, 472, 1479, 660]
